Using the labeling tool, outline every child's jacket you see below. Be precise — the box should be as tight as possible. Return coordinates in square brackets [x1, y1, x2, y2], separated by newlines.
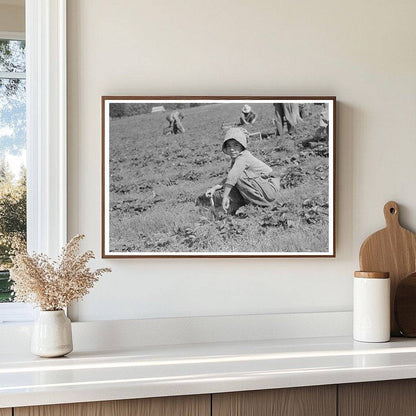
[225, 150, 272, 187]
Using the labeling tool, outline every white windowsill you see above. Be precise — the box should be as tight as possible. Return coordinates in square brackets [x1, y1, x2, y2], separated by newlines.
[1, 331, 416, 409]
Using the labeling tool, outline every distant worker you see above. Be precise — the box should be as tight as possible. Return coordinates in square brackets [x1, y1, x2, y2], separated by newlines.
[299, 105, 329, 147]
[238, 104, 257, 125]
[164, 110, 185, 135]
[273, 103, 302, 137]
[319, 107, 329, 136]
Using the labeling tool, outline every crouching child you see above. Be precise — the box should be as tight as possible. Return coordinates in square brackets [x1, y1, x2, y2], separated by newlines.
[204, 128, 280, 214]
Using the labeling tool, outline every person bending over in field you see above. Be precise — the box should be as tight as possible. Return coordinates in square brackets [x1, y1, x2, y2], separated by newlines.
[273, 103, 302, 137]
[204, 128, 280, 214]
[238, 104, 257, 125]
[164, 110, 185, 135]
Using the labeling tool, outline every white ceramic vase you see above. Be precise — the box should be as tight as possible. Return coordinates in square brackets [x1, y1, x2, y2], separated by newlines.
[31, 310, 73, 357]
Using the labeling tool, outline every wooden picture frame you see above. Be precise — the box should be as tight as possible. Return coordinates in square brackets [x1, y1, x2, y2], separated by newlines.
[102, 96, 336, 258]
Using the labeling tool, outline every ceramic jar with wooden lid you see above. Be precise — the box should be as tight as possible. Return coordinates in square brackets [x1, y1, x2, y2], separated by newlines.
[353, 271, 390, 343]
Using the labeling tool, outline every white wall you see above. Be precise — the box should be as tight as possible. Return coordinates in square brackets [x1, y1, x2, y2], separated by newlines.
[67, 0, 416, 322]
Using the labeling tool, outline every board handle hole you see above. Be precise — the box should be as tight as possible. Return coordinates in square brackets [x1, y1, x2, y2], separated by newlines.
[390, 207, 396, 214]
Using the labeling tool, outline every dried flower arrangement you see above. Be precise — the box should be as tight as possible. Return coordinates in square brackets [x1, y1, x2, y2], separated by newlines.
[10, 234, 111, 311]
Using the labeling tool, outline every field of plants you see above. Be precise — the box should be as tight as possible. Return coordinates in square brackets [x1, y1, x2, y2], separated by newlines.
[108, 102, 330, 254]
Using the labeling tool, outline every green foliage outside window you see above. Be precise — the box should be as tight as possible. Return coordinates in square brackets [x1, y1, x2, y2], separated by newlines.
[0, 160, 26, 302]
[0, 38, 27, 302]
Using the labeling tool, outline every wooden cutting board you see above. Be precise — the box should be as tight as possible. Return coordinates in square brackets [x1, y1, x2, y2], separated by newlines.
[359, 201, 416, 336]
[395, 273, 416, 337]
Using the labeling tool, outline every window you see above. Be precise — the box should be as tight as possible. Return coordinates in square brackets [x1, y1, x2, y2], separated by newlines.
[0, 0, 67, 323]
[0, 32, 31, 322]
[0, 34, 26, 306]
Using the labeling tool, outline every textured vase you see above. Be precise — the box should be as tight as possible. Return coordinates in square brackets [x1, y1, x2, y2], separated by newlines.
[31, 310, 73, 357]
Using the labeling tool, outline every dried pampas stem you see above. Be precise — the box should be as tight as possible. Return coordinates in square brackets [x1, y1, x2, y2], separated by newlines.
[10, 234, 111, 310]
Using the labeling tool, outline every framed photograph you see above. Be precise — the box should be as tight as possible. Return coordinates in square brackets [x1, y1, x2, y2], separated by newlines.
[102, 96, 336, 258]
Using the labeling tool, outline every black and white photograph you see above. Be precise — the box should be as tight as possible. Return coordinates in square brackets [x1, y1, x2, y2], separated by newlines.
[102, 97, 335, 257]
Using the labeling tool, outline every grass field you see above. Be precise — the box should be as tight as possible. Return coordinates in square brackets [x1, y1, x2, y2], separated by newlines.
[108, 102, 331, 254]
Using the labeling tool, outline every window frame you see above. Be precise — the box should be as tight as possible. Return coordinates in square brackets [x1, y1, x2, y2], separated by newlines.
[0, 32, 24, 41]
[0, 0, 67, 323]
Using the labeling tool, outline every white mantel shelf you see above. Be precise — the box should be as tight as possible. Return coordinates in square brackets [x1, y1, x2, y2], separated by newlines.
[3, 335, 416, 409]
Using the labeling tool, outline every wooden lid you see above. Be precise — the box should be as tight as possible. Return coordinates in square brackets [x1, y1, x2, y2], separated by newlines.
[354, 271, 390, 279]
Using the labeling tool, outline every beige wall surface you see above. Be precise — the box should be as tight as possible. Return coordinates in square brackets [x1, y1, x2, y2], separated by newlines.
[0, 4, 24, 33]
[67, 0, 416, 321]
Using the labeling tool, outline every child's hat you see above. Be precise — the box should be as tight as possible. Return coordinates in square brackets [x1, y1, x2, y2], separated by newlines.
[242, 104, 251, 113]
[222, 128, 248, 153]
